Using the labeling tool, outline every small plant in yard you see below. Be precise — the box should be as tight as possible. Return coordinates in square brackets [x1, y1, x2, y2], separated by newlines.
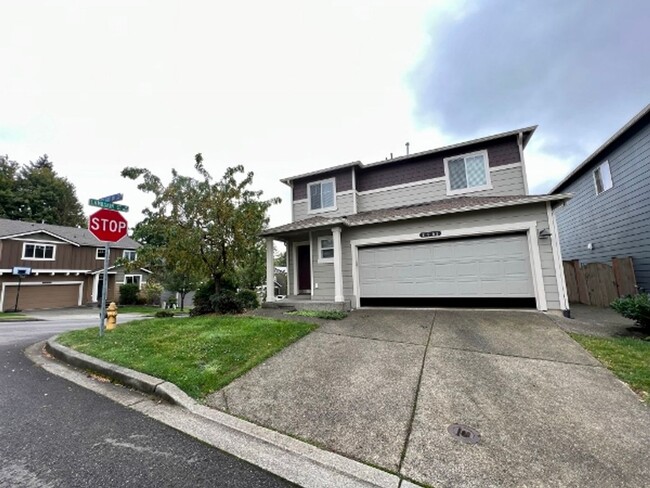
[237, 289, 259, 310]
[286, 310, 348, 320]
[211, 290, 245, 314]
[154, 310, 175, 318]
[611, 293, 650, 330]
[118, 284, 140, 305]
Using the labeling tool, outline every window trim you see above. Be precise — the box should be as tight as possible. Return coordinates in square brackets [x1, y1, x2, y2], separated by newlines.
[96, 248, 106, 260]
[307, 178, 337, 214]
[593, 160, 614, 195]
[318, 236, 335, 263]
[122, 249, 137, 261]
[124, 274, 143, 289]
[21, 242, 57, 261]
[443, 150, 493, 195]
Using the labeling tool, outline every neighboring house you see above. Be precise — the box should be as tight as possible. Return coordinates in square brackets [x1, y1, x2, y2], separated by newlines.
[550, 103, 650, 292]
[0, 218, 150, 311]
[262, 127, 571, 313]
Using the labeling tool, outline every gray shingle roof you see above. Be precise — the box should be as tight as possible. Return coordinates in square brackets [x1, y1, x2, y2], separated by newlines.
[0, 218, 140, 249]
[261, 194, 571, 236]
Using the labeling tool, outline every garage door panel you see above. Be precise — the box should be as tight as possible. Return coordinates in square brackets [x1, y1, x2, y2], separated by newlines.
[3, 283, 80, 311]
[359, 235, 534, 299]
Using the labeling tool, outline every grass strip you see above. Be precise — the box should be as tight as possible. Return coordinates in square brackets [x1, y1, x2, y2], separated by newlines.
[58, 315, 317, 398]
[571, 333, 650, 403]
[286, 310, 348, 320]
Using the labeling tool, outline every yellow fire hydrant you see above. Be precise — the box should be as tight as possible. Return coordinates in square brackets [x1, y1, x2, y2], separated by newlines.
[106, 302, 118, 330]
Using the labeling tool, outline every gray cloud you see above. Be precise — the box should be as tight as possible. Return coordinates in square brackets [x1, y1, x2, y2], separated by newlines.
[410, 0, 650, 188]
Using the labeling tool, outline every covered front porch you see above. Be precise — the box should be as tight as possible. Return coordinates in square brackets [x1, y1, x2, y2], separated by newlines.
[263, 222, 351, 311]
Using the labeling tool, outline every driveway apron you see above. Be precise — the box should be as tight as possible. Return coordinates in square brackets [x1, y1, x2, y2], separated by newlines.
[210, 309, 650, 487]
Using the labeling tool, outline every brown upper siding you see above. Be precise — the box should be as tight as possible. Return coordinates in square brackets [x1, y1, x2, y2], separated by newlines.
[0, 239, 126, 270]
[357, 136, 520, 192]
[293, 168, 353, 201]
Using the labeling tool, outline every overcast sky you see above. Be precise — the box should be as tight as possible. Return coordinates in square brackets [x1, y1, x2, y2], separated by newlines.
[1, 1, 648, 230]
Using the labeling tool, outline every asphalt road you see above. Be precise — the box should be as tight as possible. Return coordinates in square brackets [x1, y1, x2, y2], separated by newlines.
[0, 318, 295, 488]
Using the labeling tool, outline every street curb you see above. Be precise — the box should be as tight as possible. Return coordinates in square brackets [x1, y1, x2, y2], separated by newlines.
[41, 336, 407, 488]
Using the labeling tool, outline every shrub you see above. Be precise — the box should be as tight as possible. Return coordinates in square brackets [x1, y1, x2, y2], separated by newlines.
[166, 297, 177, 308]
[611, 294, 650, 329]
[189, 304, 213, 317]
[140, 280, 164, 306]
[119, 284, 140, 305]
[154, 310, 175, 318]
[193, 281, 215, 313]
[237, 289, 259, 310]
[211, 290, 245, 315]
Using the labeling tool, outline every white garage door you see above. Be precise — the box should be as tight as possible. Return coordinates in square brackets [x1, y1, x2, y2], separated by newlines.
[359, 234, 534, 298]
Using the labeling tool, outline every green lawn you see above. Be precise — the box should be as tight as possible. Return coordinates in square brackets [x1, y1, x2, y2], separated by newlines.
[571, 333, 650, 403]
[57, 315, 317, 398]
[286, 310, 348, 320]
[0, 312, 30, 321]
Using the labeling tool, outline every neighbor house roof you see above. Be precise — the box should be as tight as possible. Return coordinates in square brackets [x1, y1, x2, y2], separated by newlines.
[261, 193, 571, 236]
[550, 103, 650, 194]
[280, 126, 537, 185]
[0, 218, 141, 249]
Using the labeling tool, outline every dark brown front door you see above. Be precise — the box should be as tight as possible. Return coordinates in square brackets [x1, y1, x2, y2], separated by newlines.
[297, 245, 311, 293]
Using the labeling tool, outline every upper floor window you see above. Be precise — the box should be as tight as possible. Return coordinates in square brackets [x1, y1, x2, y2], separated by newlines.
[593, 161, 613, 194]
[123, 250, 137, 261]
[96, 248, 106, 260]
[308, 178, 336, 213]
[444, 150, 492, 195]
[22, 242, 56, 260]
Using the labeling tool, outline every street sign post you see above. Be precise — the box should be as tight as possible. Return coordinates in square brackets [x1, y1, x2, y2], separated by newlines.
[88, 208, 128, 336]
[89, 199, 129, 212]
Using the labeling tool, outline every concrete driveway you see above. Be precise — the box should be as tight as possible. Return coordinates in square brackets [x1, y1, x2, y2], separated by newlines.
[208, 309, 650, 487]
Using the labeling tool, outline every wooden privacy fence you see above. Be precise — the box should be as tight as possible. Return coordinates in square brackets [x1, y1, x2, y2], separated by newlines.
[563, 257, 637, 307]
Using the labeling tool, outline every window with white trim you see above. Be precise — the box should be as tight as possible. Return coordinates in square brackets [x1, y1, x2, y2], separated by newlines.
[124, 275, 142, 287]
[308, 178, 336, 213]
[593, 161, 613, 194]
[123, 250, 137, 261]
[22, 242, 56, 260]
[318, 237, 334, 263]
[96, 248, 106, 260]
[444, 151, 491, 194]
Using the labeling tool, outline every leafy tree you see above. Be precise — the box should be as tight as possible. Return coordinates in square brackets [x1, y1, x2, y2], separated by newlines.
[274, 250, 287, 267]
[122, 154, 280, 294]
[0, 154, 85, 226]
[162, 269, 199, 310]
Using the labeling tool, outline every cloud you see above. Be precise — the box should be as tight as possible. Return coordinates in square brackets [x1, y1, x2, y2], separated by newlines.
[409, 0, 650, 191]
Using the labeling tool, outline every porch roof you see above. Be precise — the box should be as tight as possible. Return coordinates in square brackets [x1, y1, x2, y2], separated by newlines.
[261, 193, 571, 237]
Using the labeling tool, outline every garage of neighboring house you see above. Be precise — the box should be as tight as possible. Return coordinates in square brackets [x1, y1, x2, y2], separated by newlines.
[1, 281, 83, 311]
[357, 233, 536, 308]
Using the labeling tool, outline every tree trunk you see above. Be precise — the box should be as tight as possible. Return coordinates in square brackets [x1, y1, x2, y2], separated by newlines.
[180, 292, 186, 311]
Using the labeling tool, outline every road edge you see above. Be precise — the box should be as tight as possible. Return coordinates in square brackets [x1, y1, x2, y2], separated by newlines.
[26, 336, 405, 488]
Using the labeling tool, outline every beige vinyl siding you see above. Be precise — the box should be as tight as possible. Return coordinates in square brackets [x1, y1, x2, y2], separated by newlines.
[357, 165, 526, 213]
[311, 230, 336, 299]
[293, 192, 355, 221]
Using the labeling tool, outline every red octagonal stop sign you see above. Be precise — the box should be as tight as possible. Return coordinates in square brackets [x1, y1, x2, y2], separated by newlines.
[88, 209, 128, 242]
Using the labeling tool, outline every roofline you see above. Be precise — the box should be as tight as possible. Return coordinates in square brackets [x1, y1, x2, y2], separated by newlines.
[550, 103, 650, 193]
[0, 229, 81, 247]
[279, 126, 537, 185]
[262, 193, 571, 236]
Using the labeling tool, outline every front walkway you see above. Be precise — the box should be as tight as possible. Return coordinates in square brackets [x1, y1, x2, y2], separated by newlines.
[208, 309, 650, 487]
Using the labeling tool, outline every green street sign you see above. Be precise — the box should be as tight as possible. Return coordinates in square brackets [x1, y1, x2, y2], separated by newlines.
[89, 199, 129, 212]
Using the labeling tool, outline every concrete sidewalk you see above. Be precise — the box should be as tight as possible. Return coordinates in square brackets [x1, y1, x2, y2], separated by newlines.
[211, 309, 650, 487]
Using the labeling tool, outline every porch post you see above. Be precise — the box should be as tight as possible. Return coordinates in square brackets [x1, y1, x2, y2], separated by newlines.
[332, 227, 344, 302]
[265, 237, 275, 302]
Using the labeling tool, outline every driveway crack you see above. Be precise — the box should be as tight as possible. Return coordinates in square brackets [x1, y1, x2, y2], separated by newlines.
[397, 311, 436, 475]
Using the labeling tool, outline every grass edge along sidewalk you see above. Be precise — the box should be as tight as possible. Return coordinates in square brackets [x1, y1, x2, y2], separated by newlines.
[571, 333, 650, 404]
[57, 315, 317, 399]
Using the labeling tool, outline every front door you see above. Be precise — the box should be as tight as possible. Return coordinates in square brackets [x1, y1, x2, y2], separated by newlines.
[297, 245, 311, 294]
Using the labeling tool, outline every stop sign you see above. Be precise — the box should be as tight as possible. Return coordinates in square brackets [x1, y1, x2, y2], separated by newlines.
[88, 209, 128, 242]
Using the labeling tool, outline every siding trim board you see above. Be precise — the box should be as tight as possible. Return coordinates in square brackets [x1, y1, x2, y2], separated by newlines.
[547, 202, 570, 311]
[349, 221, 548, 310]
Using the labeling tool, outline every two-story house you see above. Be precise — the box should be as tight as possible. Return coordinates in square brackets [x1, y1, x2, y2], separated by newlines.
[262, 127, 571, 314]
[550, 103, 650, 293]
[0, 218, 149, 311]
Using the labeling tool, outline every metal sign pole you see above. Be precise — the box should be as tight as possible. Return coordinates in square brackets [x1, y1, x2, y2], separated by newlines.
[99, 242, 110, 336]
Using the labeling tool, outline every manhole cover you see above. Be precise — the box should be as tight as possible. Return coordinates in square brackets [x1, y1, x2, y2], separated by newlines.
[447, 424, 480, 444]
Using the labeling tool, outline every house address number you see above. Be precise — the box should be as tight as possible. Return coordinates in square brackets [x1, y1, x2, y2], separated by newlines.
[419, 231, 442, 238]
